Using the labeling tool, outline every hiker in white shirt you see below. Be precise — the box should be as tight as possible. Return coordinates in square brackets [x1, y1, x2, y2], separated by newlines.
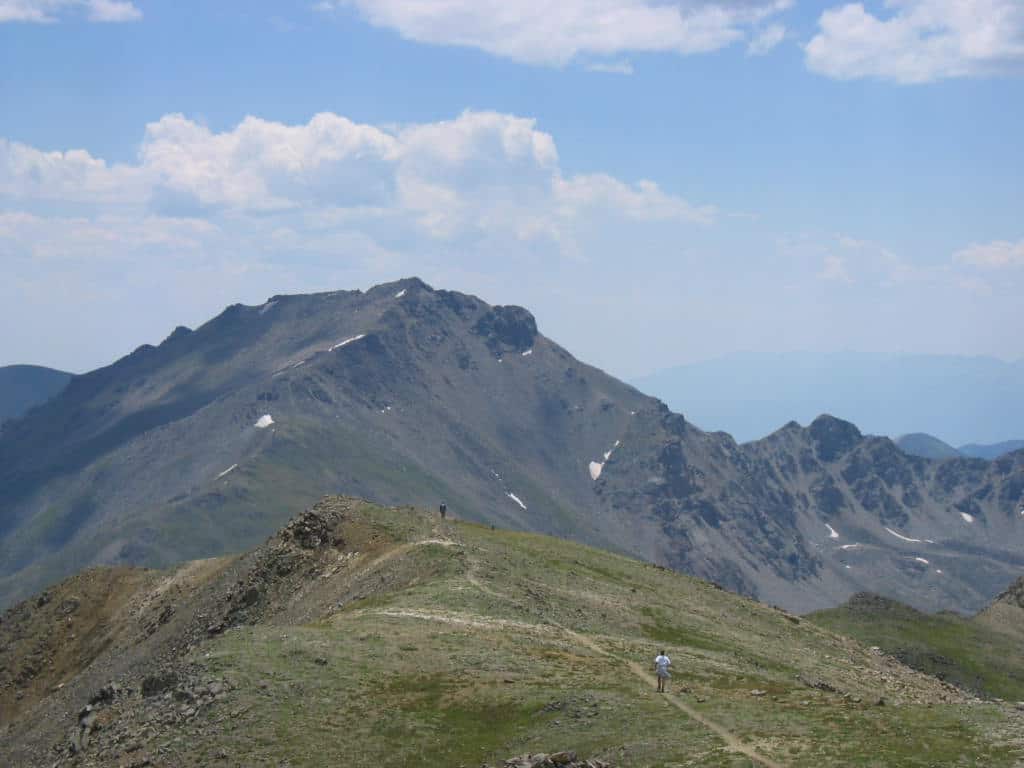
[654, 650, 671, 692]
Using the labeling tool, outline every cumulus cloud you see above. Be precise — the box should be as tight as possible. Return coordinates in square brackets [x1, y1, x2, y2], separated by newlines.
[805, 0, 1024, 83]
[85, 0, 141, 22]
[319, 0, 792, 65]
[0, 0, 141, 23]
[818, 254, 852, 283]
[747, 23, 785, 56]
[954, 239, 1024, 268]
[0, 109, 713, 263]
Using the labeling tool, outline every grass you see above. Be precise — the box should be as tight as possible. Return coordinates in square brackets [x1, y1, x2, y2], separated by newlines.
[808, 596, 1024, 701]
[114, 501, 1024, 767]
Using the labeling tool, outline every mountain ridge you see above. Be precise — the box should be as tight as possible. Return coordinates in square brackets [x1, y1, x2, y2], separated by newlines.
[3, 497, 1022, 767]
[1, 278, 1022, 615]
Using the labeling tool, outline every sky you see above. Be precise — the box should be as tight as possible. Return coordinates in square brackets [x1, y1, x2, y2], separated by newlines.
[1, 0, 1022, 379]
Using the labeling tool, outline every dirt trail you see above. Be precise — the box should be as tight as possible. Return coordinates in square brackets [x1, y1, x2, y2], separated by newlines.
[568, 628, 785, 768]
[458, 540, 786, 768]
[359, 526, 785, 767]
[359, 536, 460, 573]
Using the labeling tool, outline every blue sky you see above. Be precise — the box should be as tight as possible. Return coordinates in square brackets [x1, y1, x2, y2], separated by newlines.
[1, 0, 1022, 378]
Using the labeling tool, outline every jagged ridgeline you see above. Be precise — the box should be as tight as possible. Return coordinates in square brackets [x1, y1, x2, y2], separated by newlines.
[2, 499, 1022, 767]
[0, 278, 1023, 613]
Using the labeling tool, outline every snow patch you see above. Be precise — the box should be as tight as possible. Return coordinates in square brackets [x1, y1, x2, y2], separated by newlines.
[255, 414, 275, 429]
[844, 564, 851, 569]
[885, 527, 934, 544]
[395, 289, 407, 298]
[602, 440, 621, 461]
[259, 300, 277, 315]
[216, 464, 238, 479]
[521, 349, 533, 356]
[506, 492, 527, 511]
[589, 461, 604, 481]
[329, 334, 365, 351]
[960, 512, 974, 523]
[839, 543, 861, 550]
[825, 523, 839, 540]
[914, 557, 930, 565]
[935, 569, 943, 574]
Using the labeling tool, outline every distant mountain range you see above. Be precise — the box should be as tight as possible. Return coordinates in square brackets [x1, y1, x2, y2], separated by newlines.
[634, 352, 1024, 447]
[0, 365, 72, 424]
[1, 279, 1022, 616]
[959, 440, 1024, 461]
[896, 434, 1024, 461]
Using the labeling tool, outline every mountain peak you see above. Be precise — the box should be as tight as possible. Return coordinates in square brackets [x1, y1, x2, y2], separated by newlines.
[808, 414, 862, 461]
[895, 432, 960, 460]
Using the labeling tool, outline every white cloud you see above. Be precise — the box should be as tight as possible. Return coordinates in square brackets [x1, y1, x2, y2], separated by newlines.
[86, 0, 140, 22]
[321, 0, 792, 65]
[747, 22, 785, 56]
[819, 254, 852, 283]
[585, 60, 635, 74]
[0, 109, 713, 255]
[555, 174, 715, 224]
[0, 0, 141, 23]
[806, 0, 1024, 83]
[0, 138, 149, 202]
[954, 239, 1024, 268]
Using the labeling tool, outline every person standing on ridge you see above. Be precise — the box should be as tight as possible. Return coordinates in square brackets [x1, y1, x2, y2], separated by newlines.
[439, 502, 447, 520]
[654, 650, 671, 693]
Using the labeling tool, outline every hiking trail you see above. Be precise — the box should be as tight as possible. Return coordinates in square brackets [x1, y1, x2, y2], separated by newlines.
[454, 528, 786, 768]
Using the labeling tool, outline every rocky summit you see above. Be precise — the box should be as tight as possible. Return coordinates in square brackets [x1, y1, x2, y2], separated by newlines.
[1, 278, 1022, 614]
[3, 498, 1023, 767]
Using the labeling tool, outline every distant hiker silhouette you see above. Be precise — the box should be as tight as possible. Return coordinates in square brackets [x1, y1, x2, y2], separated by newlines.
[654, 650, 671, 692]
[439, 502, 447, 520]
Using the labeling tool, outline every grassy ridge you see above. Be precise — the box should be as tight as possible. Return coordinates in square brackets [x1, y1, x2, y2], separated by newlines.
[171, 505, 1022, 767]
[809, 594, 1024, 702]
[4, 499, 1021, 767]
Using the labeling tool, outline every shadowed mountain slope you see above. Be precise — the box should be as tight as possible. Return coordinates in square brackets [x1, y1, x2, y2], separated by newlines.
[0, 364, 72, 424]
[1, 279, 1023, 614]
[2, 498, 1022, 768]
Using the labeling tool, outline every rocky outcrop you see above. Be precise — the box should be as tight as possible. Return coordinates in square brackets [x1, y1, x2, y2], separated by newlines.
[490, 752, 611, 768]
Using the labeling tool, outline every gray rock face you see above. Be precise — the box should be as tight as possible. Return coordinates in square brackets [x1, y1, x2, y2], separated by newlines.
[1, 278, 1022, 614]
